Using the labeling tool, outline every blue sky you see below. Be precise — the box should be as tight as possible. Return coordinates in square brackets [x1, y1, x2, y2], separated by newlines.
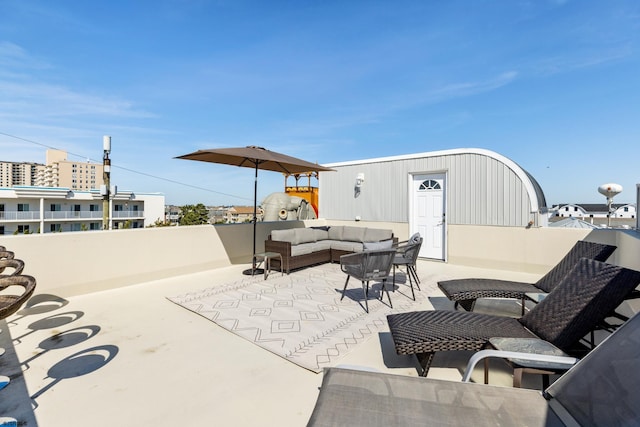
[1, 0, 638, 206]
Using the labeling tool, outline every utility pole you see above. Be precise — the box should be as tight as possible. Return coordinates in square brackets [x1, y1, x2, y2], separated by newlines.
[102, 136, 111, 230]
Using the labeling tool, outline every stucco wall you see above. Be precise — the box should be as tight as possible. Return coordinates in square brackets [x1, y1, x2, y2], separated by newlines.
[1, 225, 230, 296]
[3, 221, 637, 298]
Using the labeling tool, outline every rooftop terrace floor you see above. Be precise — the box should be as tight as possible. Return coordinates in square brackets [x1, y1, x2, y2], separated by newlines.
[2, 260, 543, 426]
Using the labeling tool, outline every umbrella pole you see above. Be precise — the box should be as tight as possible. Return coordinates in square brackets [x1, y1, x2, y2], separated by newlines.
[243, 162, 264, 276]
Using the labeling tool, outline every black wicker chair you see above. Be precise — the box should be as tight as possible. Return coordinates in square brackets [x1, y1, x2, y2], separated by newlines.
[392, 237, 422, 301]
[438, 240, 616, 313]
[340, 249, 396, 313]
[388, 258, 640, 377]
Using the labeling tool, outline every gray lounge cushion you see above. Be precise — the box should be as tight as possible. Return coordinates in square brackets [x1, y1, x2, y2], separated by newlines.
[329, 240, 364, 252]
[290, 242, 317, 256]
[313, 240, 333, 251]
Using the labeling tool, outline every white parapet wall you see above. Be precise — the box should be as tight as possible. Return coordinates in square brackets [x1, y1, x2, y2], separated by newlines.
[2, 225, 231, 297]
[3, 221, 638, 298]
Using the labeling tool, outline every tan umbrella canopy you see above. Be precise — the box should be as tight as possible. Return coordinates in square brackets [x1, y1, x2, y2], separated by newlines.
[176, 145, 335, 274]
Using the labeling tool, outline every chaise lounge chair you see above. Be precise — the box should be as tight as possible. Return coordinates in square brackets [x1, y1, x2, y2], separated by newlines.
[307, 309, 640, 426]
[387, 258, 640, 377]
[438, 240, 616, 313]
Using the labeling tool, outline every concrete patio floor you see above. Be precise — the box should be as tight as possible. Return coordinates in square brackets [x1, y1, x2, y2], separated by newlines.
[1, 260, 543, 426]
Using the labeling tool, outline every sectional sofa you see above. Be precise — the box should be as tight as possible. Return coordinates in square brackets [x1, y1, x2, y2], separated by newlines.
[264, 225, 395, 274]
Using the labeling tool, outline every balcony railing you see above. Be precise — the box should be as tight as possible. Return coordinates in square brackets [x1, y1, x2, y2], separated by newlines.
[44, 211, 104, 220]
[113, 210, 145, 218]
[0, 210, 145, 221]
[0, 211, 41, 221]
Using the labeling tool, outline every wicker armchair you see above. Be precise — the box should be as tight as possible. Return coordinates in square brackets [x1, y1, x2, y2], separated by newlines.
[340, 249, 396, 313]
[388, 258, 640, 377]
[438, 240, 617, 313]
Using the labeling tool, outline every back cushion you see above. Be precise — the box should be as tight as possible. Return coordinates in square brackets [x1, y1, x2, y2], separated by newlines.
[363, 228, 393, 243]
[271, 229, 297, 244]
[342, 226, 367, 242]
[294, 228, 317, 245]
[328, 226, 344, 240]
[312, 229, 329, 241]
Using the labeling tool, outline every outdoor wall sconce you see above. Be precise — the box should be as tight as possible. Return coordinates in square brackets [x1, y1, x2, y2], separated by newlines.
[355, 173, 365, 188]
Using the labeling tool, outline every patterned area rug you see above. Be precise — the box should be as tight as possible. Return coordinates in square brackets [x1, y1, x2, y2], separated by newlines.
[167, 263, 438, 373]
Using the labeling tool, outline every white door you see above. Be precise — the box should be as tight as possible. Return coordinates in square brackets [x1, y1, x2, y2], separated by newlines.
[411, 173, 446, 260]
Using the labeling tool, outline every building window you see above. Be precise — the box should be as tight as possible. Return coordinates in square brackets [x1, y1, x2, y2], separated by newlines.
[624, 207, 629, 212]
[17, 225, 30, 233]
[115, 205, 123, 211]
[90, 204, 99, 212]
[574, 207, 578, 212]
[90, 222, 100, 230]
[17, 203, 29, 212]
[565, 207, 569, 211]
[50, 204, 61, 211]
[418, 180, 441, 191]
[0, 226, 4, 235]
[50, 224, 62, 232]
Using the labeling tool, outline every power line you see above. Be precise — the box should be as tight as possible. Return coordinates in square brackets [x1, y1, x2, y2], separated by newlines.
[0, 131, 253, 202]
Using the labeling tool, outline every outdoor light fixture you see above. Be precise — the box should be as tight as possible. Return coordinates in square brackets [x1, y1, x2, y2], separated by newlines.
[355, 173, 365, 188]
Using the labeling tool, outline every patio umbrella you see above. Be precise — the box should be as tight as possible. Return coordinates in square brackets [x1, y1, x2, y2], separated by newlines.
[176, 146, 334, 275]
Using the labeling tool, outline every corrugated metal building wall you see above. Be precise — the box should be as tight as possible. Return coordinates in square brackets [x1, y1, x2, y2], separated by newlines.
[319, 148, 546, 227]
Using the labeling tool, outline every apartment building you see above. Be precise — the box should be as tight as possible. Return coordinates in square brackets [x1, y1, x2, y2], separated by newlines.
[0, 186, 165, 234]
[0, 161, 44, 187]
[38, 149, 105, 190]
[1, 149, 104, 190]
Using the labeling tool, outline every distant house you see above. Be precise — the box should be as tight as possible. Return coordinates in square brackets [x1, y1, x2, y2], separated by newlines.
[551, 203, 636, 219]
[207, 206, 228, 224]
[165, 205, 182, 225]
[224, 206, 264, 223]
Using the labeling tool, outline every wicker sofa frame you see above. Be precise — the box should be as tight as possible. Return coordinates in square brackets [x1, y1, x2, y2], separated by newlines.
[387, 258, 640, 377]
